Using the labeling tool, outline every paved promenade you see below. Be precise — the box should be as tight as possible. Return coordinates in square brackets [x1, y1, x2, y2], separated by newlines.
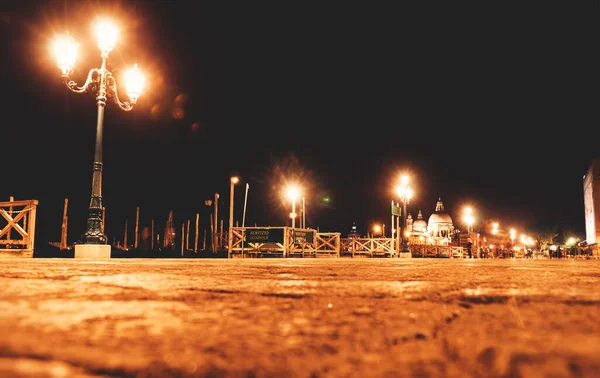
[0, 258, 598, 378]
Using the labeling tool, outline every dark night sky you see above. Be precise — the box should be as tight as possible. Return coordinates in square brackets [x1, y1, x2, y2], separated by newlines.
[1, 1, 598, 246]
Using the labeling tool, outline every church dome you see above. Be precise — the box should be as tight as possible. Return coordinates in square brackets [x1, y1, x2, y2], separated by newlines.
[413, 210, 428, 231]
[427, 198, 453, 225]
[428, 213, 453, 224]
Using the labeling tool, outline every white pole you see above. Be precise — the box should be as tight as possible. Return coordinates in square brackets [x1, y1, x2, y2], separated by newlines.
[242, 183, 249, 228]
[302, 196, 306, 228]
[391, 200, 395, 250]
[291, 200, 296, 228]
[228, 179, 235, 259]
[241, 183, 249, 258]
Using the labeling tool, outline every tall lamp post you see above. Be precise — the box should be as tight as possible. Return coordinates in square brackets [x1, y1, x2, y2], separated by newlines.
[228, 176, 239, 258]
[395, 174, 413, 252]
[491, 222, 499, 255]
[463, 207, 475, 235]
[204, 199, 213, 251]
[491, 222, 499, 237]
[462, 207, 475, 258]
[509, 228, 516, 258]
[286, 185, 300, 228]
[54, 20, 144, 259]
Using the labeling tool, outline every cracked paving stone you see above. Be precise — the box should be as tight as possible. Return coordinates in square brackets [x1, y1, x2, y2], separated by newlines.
[0, 258, 598, 378]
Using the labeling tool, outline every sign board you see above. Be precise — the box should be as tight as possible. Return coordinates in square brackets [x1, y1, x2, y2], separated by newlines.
[391, 204, 401, 216]
[246, 228, 284, 243]
[293, 230, 315, 244]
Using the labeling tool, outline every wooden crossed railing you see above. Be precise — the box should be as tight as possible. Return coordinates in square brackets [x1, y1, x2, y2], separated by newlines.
[229, 227, 340, 257]
[410, 244, 464, 258]
[0, 199, 38, 257]
[340, 238, 397, 257]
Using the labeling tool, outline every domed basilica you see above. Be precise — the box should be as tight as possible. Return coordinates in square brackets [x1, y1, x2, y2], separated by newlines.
[406, 198, 455, 245]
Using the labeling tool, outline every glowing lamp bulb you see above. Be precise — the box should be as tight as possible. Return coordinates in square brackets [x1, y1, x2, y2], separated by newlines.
[286, 186, 300, 202]
[54, 33, 78, 77]
[96, 20, 117, 52]
[125, 64, 144, 103]
[400, 174, 409, 185]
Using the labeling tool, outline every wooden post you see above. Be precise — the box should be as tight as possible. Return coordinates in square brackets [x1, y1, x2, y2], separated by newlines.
[23, 205, 27, 231]
[151, 219, 155, 251]
[194, 213, 199, 253]
[7, 196, 13, 243]
[60, 198, 69, 250]
[214, 193, 219, 252]
[220, 219, 224, 251]
[101, 207, 105, 233]
[181, 223, 185, 256]
[26, 200, 37, 253]
[124, 219, 128, 250]
[134, 206, 140, 249]
[186, 219, 190, 251]
[210, 212, 214, 253]
[203, 229, 207, 251]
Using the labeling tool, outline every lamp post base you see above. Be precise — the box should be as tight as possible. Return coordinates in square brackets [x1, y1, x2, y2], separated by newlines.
[74, 244, 111, 259]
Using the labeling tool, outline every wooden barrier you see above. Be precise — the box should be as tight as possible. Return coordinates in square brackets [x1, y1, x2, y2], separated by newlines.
[340, 238, 397, 257]
[229, 227, 340, 258]
[410, 244, 464, 258]
[0, 199, 38, 257]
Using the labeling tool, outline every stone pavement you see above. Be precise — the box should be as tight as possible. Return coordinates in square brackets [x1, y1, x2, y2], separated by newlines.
[0, 258, 598, 378]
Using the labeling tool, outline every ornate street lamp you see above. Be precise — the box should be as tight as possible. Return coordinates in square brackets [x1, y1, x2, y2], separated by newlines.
[509, 228, 516, 249]
[54, 20, 144, 258]
[395, 174, 413, 252]
[463, 206, 475, 235]
[285, 184, 301, 228]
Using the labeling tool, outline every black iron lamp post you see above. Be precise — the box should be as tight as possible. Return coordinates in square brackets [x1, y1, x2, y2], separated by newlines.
[54, 20, 144, 257]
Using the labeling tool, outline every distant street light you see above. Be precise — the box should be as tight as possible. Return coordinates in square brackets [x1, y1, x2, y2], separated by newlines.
[395, 174, 413, 252]
[509, 229, 516, 246]
[286, 184, 301, 228]
[204, 199, 213, 251]
[490, 222, 499, 251]
[228, 176, 239, 258]
[491, 222, 499, 236]
[520, 234, 530, 252]
[373, 224, 381, 237]
[54, 20, 144, 258]
[463, 206, 475, 235]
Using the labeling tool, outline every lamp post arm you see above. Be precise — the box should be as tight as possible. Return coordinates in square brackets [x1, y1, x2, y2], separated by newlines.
[64, 68, 100, 94]
[106, 74, 135, 112]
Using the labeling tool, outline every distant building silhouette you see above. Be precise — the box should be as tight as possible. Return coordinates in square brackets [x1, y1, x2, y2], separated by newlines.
[348, 222, 361, 239]
[583, 157, 600, 256]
